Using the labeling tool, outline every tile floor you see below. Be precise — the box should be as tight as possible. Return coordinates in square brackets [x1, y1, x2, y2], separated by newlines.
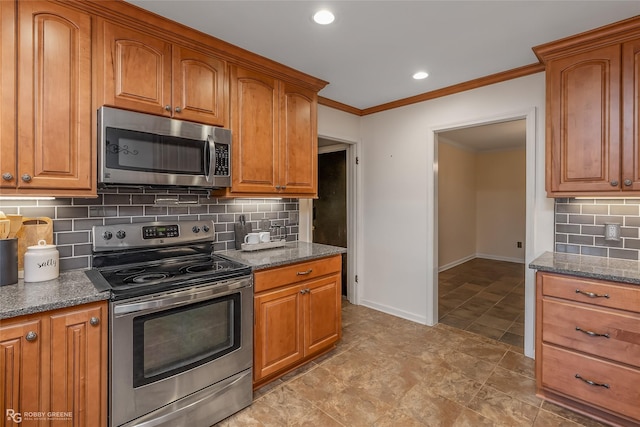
[217, 300, 606, 426]
[439, 258, 526, 348]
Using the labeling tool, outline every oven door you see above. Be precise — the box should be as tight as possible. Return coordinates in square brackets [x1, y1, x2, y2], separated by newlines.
[110, 277, 252, 427]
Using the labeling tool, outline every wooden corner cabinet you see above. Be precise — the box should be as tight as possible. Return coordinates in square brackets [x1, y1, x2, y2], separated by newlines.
[221, 65, 318, 198]
[253, 255, 342, 389]
[534, 16, 640, 197]
[535, 272, 640, 426]
[96, 19, 228, 127]
[0, 0, 95, 197]
[0, 301, 108, 427]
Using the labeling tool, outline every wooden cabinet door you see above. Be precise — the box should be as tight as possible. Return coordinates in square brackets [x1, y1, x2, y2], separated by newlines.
[547, 45, 621, 194]
[279, 82, 317, 195]
[16, 1, 93, 194]
[172, 45, 227, 126]
[254, 285, 304, 381]
[622, 39, 640, 191]
[304, 274, 341, 355]
[0, 318, 43, 426]
[0, 0, 16, 189]
[49, 302, 107, 427]
[100, 20, 172, 117]
[230, 66, 279, 194]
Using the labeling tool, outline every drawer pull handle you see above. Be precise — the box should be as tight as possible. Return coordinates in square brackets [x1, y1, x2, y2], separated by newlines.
[575, 374, 610, 389]
[575, 327, 609, 339]
[575, 289, 609, 299]
[296, 269, 313, 276]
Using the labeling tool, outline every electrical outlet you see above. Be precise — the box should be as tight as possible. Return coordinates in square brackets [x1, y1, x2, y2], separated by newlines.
[517, 241, 522, 248]
[290, 212, 299, 225]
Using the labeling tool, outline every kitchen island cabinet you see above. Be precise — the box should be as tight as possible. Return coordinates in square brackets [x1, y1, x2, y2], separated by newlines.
[97, 19, 228, 127]
[0, 301, 107, 427]
[253, 254, 342, 389]
[534, 16, 640, 197]
[534, 268, 640, 426]
[0, 0, 94, 197]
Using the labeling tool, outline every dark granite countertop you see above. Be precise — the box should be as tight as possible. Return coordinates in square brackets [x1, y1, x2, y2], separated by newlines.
[219, 241, 346, 270]
[529, 251, 640, 285]
[0, 270, 109, 320]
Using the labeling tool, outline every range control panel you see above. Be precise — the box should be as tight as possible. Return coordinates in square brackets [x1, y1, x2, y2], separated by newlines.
[92, 220, 215, 252]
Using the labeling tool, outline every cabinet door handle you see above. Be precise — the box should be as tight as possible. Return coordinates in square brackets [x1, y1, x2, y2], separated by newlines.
[575, 374, 610, 389]
[281, 186, 287, 190]
[610, 180, 619, 187]
[575, 326, 609, 339]
[165, 105, 171, 111]
[21, 174, 32, 183]
[175, 106, 182, 113]
[275, 185, 281, 190]
[296, 269, 313, 276]
[624, 179, 633, 187]
[90, 317, 100, 326]
[2, 172, 13, 181]
[25, 331, 37, 342]
[299, 289, 310, 294]
[575, 289, 609, 299]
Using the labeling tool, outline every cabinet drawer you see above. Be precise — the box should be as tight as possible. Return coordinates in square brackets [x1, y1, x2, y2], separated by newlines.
[539, 272, 640, 312]
[254, 255, 341, 293]
[541, 344, 640, 421]
[542, 299, 640, 367]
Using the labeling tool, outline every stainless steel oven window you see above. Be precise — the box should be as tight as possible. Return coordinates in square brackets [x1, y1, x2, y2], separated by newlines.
[105, 127, 207, 175]
[132, 293, 241, 387]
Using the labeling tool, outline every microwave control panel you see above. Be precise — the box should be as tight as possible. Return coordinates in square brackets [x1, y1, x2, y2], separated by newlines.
[214, 143, 230, 176]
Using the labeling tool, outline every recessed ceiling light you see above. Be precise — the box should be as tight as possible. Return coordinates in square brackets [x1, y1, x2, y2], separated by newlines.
[413, 71, 429, 80]
[313, 10, 335, 25]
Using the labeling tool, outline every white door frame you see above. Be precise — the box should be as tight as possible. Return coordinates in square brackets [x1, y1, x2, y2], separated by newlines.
[430, 107, 537, 358]
[300, 138, 359, 304]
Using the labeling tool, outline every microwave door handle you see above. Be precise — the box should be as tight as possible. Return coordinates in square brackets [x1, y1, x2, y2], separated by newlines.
[205, 136, 215, 183]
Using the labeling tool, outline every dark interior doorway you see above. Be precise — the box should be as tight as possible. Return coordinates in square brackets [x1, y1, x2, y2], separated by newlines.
[314, 150, 348, 295]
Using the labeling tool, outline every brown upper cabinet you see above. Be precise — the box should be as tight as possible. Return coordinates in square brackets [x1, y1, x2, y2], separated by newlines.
[97, 20, 228, 127]
[224, 65, 318, 197]
[0, 1, 95, 196]
[535, 17, 640, 197]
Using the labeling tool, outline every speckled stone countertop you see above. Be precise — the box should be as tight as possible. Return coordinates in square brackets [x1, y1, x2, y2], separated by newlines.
[219, 241, 346, 270]
[0, 270, 109, 320]
[529, 251, 640, 285]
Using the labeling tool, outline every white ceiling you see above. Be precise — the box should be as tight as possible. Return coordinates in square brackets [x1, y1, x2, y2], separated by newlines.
[438, 120, 526, 152]
[126, 1, 640, 110]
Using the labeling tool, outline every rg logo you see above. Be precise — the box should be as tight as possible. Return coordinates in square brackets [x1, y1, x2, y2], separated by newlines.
[6, 409, 22, 423]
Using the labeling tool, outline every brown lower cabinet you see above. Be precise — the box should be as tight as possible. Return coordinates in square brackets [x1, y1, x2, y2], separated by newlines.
[536, 272, 640, 426]
[0, 301, 107, 427]
[253, 255, 342, 389]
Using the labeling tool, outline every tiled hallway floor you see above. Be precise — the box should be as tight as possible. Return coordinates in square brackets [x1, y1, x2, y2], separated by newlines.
[439, 258, 526, 348]
[217, 301, 605, 426]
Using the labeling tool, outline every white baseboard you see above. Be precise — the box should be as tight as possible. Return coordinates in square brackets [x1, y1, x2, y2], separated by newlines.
[359, 299, 428, 325]
[476, 253, 525, 264]
[439, 253, 524, 272]
[438, 254, 476, 272]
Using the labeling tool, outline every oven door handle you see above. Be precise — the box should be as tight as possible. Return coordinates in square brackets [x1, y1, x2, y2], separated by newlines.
[113, 278, 250, 315]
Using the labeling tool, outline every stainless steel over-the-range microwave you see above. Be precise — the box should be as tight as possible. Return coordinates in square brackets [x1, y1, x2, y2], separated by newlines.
[98, 106, 231, 189]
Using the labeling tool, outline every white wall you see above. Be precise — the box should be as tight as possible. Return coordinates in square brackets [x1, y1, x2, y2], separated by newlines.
[316, 73, 555, 358]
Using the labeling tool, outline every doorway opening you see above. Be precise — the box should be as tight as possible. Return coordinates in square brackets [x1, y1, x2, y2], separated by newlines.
[299, 137, 358, 303]
[436, 119, 527, 349]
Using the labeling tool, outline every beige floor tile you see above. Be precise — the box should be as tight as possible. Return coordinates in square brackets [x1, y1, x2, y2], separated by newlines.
[534, 409, 588, 427]
[397, 384, 465, 426]
[540, 402, 609, 427]
[485, 366, 542, 408]
[466, 321, 505, 340]
[498, 350, 535, 379]
[453, 408, 499, 426]
[467, 385, 540, 426]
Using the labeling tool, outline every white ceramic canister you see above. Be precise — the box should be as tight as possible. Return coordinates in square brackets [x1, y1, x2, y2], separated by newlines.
[23, 240, 59, 282]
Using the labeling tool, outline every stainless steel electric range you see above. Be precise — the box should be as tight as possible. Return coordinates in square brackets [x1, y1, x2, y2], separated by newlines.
[86, 220, 252, 427]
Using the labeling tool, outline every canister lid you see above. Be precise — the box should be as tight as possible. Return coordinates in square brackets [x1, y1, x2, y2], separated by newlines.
[27, 239, 57, 251]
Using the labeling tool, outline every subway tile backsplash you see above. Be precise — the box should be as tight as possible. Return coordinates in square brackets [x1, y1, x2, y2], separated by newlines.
[0, 188, 299, 271]
[555, 198, 640, 260]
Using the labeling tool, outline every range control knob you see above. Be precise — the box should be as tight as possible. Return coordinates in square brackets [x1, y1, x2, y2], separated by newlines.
[192, 226, 200, 233]
[202, 225, 210, 233]
[116, 230, 126, 239]
[102, 231, 113, 240]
